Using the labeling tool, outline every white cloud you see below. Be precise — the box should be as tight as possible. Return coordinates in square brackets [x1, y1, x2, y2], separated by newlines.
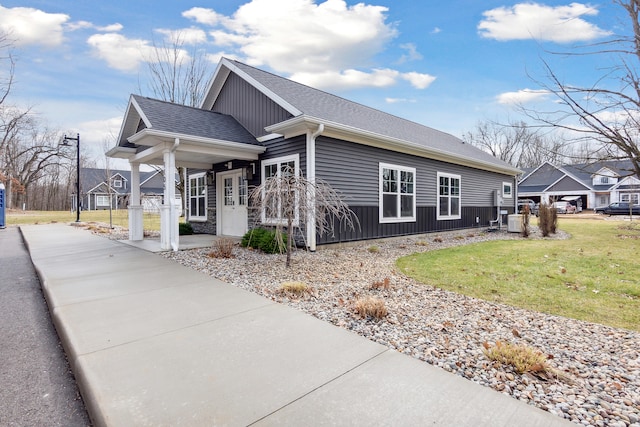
[87, 33, 157, 72]
[155, 27, 207, 45]
[188, 0, 397, 74]
[0, 5, 68, 47]
[478, 3, 612, 42]
[398, 43, 422, 63]
[496, 89, 550, 104]
[182, 7, 225, 26]
[290, 68, 399, 90]
[386, 97, 416, 104]
[66, 21, 122, 32]
[98, 23, 123, 32]
[431, 27, 442, 34]
[401, 72, 436, 89]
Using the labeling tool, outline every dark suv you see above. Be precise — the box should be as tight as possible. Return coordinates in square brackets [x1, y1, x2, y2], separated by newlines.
[594, 202, 640, 215]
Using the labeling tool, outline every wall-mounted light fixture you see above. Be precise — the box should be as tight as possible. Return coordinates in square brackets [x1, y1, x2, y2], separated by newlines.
[226, 161, 233, 170]
[207, 171, 215, 186]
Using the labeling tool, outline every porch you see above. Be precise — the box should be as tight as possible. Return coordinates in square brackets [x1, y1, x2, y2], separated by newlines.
[119, 234, 240, 253]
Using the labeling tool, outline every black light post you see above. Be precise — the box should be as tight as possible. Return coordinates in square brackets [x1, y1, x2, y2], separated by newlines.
[62, 133, 81, 222]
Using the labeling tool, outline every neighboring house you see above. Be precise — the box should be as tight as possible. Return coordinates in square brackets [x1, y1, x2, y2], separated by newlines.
[518, 160, 640, 210]
[77, 167, 178, 212]
[108, 58, 520, 250]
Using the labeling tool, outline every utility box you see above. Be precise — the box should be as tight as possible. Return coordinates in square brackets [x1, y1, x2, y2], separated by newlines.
[0, 183, 5, 229]
[507, 214, 522, 233]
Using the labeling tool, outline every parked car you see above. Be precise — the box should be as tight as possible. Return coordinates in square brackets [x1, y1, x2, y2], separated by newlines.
[517, 199, 536, 214]
[594, 202, 640, 215]
[553, 201, 576, 214]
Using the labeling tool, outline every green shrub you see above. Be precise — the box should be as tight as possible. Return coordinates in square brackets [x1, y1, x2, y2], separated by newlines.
[179, 222, 193, 235]
[241, 228, 286, 254]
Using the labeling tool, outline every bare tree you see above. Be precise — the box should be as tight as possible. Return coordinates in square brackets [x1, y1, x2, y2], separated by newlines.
[139, 32, 213, 214]
[521, 0, 640, 177]
[249, 167, 358, 268]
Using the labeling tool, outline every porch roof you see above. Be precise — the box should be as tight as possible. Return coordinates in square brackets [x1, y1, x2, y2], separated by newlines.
[108, 95, 265, 169]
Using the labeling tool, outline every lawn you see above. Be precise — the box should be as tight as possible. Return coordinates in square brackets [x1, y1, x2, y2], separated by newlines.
[5, 209, 165, 231]
[397, 217, 640, 331]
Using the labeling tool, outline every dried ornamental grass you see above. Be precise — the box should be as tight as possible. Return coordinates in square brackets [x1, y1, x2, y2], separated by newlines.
[482, 340, 548, 374]
[353, 296, 388, 319]
[279, 281, 309, 296]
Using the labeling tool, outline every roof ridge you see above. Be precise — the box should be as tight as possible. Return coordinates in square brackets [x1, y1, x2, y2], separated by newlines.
[228, 59, 462, 142]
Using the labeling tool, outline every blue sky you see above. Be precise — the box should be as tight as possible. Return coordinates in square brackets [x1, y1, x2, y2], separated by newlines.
[0, 0, 627, 166]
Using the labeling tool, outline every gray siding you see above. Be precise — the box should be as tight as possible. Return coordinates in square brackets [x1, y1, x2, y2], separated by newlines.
[212, 73, 293, 138]
[548, 176, 588, 192]
[316, 137, 515, 209]
[262, 136, 307, 175]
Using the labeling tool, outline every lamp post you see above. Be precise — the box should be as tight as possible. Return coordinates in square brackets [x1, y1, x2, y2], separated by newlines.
[62, 133, 81, 222]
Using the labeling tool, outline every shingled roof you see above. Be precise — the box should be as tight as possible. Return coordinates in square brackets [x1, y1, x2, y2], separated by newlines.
[225, 59, 517, 173]
[132, 95, 259, 146]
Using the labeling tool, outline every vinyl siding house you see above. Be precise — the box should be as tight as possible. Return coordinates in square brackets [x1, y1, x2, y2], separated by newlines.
[108, 58, 520, 250]
[78, 167, 179, 213]
[518, 160, 640, 210]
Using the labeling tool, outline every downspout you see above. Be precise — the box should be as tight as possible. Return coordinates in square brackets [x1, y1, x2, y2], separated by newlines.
[170, 138, 180, 251]
[306, 123, 324, 252]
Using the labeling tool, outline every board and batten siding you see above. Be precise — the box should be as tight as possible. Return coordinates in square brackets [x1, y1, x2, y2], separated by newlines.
[315, 136, 515, 209]
[261, 136, 307, 175]
[211, 73, 292, 138]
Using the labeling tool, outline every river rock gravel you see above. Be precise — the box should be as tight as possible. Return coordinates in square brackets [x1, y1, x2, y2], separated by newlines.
[118, 224, 638, 426]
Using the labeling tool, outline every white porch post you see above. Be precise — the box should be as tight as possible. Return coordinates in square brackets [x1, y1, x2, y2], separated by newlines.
[128, 162, 143, 241]
[161, 139, 180, 251]
[306, 124, 324, 252]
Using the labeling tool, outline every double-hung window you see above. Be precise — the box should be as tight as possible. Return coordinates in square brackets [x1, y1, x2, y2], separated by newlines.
[96, 195, 110, 207]
[261, 154, 299, 224]
[379, 163, 416, 223]
[188, 172, 207, 221]
[437, 172, 461, 220]
[502, 182, 513, 198]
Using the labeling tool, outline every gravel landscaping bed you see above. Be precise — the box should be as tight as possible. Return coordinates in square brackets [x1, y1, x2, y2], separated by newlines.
[108, 224, 639, 426]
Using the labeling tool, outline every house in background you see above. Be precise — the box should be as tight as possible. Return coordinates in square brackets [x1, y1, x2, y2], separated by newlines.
[77, 167, 179, 213]
[517, 160, 640, 210]
[108, 58, 520, 250]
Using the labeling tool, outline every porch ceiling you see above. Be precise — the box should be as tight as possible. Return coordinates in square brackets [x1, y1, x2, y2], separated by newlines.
[112, 129, 265, 169]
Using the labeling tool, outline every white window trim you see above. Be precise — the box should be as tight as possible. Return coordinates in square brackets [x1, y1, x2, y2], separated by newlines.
[112, 179, 122, 188]
[96, 195, 110, 207]
[188, 172, 207, 222]
[437, 172, 462, 220]
[261, 154, 300, 225]
[502, 182, 513, 198]
[379, 163, 417, 224]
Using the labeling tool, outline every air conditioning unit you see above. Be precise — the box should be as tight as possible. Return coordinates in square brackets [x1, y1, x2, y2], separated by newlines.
[507, 214, 522, 233]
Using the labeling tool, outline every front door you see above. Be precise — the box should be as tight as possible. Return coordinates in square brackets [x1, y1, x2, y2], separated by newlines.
[218, 170, 248, 236]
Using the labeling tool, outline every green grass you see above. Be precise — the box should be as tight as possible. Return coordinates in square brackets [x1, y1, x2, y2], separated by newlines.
[5, 209, 167, 231]
[397, 218, 640, 331]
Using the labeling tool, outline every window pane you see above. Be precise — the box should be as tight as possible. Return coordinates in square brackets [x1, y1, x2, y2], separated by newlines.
[439, 176, 449, 196]
[401, 195, 413, 217]
[451, 197, 460, 216]
[224, 177, 233, 206]
[190, 198, 197, 214]
[439, 197, 449, 216]
[451, 178, 460, 196]
[198, 197, 205, 215]
[238, 177, 247, 206]
[382, 194, 398, 218]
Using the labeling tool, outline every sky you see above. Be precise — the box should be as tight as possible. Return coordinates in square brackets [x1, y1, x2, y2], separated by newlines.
[0, 0, 630, 168]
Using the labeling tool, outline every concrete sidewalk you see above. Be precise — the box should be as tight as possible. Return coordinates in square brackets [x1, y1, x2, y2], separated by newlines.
[22, 224, 572, 426]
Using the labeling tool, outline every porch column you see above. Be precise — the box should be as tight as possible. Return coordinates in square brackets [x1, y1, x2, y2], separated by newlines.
[305, 124, 323, 251]
[161, 139, 180, 251]
[128, 162, 143, 241]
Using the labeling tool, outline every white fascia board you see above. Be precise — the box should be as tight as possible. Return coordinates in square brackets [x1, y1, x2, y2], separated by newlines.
[267, 116, 522, 176]
[611, 175, 640, 190]
[106, 146, 137, 159]
[130, 96, 152, 129]
[127, 129, 266, 155]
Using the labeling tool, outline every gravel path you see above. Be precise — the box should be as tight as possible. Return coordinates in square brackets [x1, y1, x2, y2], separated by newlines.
[107, 224, 639, 426]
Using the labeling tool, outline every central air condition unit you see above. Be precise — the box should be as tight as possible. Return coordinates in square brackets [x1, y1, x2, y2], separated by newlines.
[507, 214, 522, 233]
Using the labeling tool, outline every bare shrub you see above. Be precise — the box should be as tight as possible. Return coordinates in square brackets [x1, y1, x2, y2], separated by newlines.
[371, 277, 391, 290]
[208, 238, 235, 258]
[521, 204, 530, 238]
[279, 281, 309, 296]
[353, 296, 388, 320]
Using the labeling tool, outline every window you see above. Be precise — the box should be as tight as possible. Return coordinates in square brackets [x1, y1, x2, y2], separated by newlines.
[621, 193, 639, 204]
[601, 176, 609, 184]
[261, 155, 299, 224]
[502, 182, 513, 198]
[96, 195, 110, 207]
[189, 173, 207, 220]
[379, 163, 416, 223]
[437, 172, 461, 220]
[112, 179, 122, 188]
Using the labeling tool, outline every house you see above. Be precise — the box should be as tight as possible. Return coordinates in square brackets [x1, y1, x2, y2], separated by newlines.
[77, 167, 179, 213]
[108, 58, 520, 250]
[518, 160, 640, 210]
